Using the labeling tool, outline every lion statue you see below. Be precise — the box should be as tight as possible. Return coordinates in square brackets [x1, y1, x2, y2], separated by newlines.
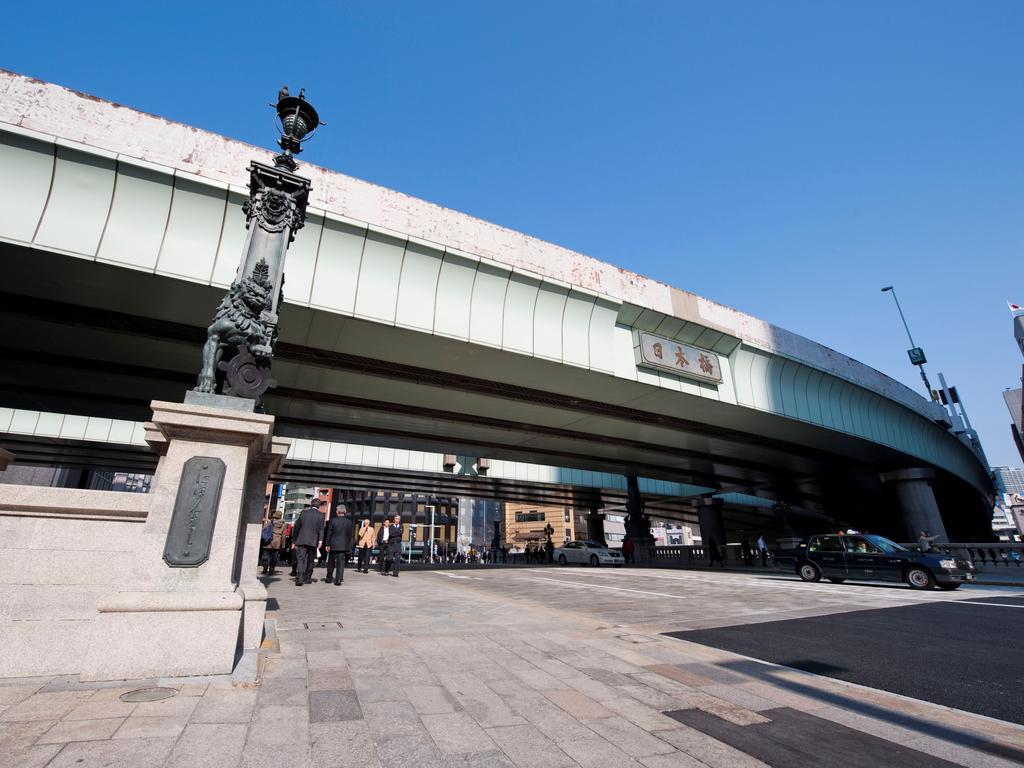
[194, 260, 275, 394]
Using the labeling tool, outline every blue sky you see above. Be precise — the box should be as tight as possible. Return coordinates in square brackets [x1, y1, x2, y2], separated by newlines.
[4, 1, 1022, 466]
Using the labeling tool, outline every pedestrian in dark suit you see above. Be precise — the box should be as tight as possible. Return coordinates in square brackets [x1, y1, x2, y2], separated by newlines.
[325, 504, 354, 585]
[376, 522, 389, 574]
[291, 499, 324, 586]
[386, 514, 403, 577]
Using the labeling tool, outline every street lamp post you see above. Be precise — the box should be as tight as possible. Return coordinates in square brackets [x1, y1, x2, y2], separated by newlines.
[425, 505, 436, 563]
[881, 286, 933, 398]
[192, 87, 322, 405]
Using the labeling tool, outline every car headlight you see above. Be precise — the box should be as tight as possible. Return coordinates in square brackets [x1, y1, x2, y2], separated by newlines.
[938, 559, 957, 569]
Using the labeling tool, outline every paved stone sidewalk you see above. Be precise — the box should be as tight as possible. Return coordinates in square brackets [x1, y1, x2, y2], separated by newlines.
[1, 567, 1022, 768]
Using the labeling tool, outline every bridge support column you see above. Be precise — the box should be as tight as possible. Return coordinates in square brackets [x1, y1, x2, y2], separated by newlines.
[625, 476, 656, 563]
[697, 497, 726, 550]
[880, 468, 948, 542]
[585, 508, 606, 547]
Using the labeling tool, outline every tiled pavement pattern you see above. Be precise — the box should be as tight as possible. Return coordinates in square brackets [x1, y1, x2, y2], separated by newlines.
[0, 566, 1022, 768]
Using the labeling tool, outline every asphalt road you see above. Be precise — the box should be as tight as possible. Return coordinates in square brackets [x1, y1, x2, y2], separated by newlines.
[667, 595, 1024, 725]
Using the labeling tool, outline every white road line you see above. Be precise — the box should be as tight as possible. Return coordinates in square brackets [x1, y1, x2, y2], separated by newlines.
[952, 601, 1024, 609]
[427, 572, 480, 580]
[522, 576, 692, 600]
[539, 569, 1002, 603]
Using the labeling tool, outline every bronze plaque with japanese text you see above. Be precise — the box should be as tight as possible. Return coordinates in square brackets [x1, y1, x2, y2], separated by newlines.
[163, 457, 226, 567]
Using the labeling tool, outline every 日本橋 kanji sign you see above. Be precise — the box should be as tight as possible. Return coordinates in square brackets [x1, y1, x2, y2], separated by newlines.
[638, 332, 723, 384]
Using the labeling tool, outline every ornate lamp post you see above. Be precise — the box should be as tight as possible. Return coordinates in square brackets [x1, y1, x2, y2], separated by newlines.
[193, 87, 323, 406]
[543, 522, 555, 564]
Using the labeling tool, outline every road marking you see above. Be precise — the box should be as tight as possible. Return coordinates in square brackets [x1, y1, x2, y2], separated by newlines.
[522, 575, 692, 600]
[427, 572, 480, 580]
[954, 601, 1024, 609]
[542, 569, 1005, 604]
[466, 568, 1019, 609]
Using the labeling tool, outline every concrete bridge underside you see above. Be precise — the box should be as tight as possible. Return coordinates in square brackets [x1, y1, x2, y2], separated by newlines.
[0, 429, 812, 538]
[0, 244, 987, 538]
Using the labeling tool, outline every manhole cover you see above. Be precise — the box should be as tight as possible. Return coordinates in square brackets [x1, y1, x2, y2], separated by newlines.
[616, 634, 657, 644]
[303, 621, 343, 630]
[119, 687, 178, 703]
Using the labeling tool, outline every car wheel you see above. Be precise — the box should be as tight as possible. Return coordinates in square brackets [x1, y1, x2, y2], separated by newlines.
[558, 555, 567, 566]
[798, 563, 821, 582]
[937, 582, 961, 591]
[905, 567, 935, 590]
[828, 577, 845, 584]
[589, 555, 599, 567]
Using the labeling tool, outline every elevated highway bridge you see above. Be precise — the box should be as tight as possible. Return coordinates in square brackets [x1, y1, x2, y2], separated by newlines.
[0, 71, 992, 542]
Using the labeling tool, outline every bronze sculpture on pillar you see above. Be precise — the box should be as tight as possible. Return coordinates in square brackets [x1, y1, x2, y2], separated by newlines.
[194, 88, 322, 404]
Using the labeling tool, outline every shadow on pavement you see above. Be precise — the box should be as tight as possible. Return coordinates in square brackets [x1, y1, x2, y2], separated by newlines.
[705, 657, 1024, 764]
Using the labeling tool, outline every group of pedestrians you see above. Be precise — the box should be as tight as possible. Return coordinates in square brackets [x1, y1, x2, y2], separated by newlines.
[520, 541, 552, 564]
[373, 514, 404, 577]
[260, 499, 408, 587]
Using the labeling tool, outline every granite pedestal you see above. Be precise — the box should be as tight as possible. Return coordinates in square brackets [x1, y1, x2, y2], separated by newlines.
[80, 399, 288, 681]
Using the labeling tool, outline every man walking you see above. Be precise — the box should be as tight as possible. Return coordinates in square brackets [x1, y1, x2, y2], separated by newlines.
[740, 536, 753, 567]
[387, 514, 403, 577]
[325, 504, 354, 585]
[291, 498, 324, 586]
[707, 536, 725, 567]
[261, 516, 286, 575]
[622, 536, 635, 565]
[918, 530, 939, 553]
[756, 534, 769, 566]
[377, 520, 389, 574]
[356, 518, 374, 573]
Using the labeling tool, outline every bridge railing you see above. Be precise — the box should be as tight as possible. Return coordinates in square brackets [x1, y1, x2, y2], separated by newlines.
[650, 542, 1024, 572]
[896, 542, 1023, 569]
[651, 543, 767, 568]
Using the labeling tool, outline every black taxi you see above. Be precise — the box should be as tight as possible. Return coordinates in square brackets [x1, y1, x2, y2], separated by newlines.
[774, 533, 975, 590]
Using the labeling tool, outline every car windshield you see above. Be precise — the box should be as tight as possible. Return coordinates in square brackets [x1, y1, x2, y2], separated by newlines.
[863, 535, 908, 553]
[585, 542, 604, 548]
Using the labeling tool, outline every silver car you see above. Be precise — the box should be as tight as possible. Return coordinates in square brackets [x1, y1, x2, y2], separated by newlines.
[556, 541, 624, 567]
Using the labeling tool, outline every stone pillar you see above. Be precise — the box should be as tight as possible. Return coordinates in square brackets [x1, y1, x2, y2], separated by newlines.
[81, 400, 288, 681]
[585, 508, 607, 546]
[697, 497, 726, 549]
[236, 435, 289, 658]
[880, 468, 948, 542]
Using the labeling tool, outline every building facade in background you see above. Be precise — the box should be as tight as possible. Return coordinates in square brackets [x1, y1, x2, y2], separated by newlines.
[992, 466, 1024, 539]
[505, 502, 574, 547]
[458, 498, 503, 552]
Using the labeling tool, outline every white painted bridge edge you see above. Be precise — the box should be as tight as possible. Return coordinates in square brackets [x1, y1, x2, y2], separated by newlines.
[0, 70, 944, 423]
